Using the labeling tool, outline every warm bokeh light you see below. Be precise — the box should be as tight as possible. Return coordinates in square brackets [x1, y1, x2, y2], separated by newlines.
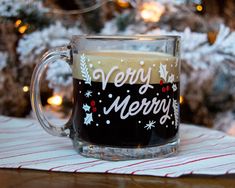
[18, 25, 28, 34]
[22, 86, 29, 92]
[208, 31, 218, 44]
[196, 4, 203, 12]
[140, 1, 165, 22]
[180, 96, 184, 104]
[15, 19, 22, 27]
[116, 0, 129, 8]
[227, 122, 235, 136]
[47, 95, 63, 106]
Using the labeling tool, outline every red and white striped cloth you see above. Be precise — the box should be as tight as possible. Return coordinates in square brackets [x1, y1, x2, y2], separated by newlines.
[1, 115, 235, 177]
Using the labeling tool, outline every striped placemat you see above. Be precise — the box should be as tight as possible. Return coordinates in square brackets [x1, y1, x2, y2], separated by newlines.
[0, 116, 235, 177]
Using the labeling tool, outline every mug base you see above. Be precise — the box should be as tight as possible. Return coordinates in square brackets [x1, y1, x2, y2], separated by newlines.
[72, 137, 179, 161]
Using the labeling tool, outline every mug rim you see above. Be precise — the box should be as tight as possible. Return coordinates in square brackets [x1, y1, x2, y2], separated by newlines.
[71, 35, 181, 40]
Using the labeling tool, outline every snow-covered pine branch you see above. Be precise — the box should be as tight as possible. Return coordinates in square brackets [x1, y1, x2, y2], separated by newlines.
[46, 59, 72, 92]
[17, 22, 82, 64]
[0, 0, 47, 17]
[17, 22, 83, 91]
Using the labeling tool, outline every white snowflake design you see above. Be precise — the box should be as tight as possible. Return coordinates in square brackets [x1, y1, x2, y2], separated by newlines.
[82, 104, 90, 112]
[84, 90, 92, 98]
[84, 113, 93, 125]
[144, 120, 156, 130]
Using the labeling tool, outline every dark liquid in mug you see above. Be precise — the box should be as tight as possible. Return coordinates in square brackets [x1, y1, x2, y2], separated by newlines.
[70, 51, 180, 147]
[71, 79, 179, 147]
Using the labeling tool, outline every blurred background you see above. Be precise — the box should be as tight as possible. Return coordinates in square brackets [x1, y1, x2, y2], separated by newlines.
[0, 0, 234, 135]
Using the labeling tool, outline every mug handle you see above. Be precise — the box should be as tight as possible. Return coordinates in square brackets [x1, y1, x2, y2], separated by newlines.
[30, 46, 72, 137]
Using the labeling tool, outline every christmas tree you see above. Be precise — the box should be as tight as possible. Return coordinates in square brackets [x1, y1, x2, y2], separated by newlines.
[0, 0, 234, 134]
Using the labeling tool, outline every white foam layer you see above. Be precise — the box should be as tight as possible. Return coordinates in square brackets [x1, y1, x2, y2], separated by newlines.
[73, 51, 179, 83]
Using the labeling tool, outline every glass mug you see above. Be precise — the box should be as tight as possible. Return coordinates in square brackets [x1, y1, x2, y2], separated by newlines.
[31, 35, 181, 160]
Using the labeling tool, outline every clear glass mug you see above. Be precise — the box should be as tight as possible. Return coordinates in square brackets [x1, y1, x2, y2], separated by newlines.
[31, 35, 181, 160]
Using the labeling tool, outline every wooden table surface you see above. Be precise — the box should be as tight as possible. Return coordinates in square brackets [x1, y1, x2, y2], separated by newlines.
[0, 169, 235, 188]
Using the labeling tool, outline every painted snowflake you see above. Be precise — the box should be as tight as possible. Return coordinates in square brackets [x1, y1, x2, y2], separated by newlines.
[84, 90, 92, 98]
[84, 113, 93, 125]
[82, 104, 90, 112]
[144, 120, 156, 130]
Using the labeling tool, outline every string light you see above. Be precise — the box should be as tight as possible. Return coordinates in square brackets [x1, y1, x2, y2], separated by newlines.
[15, 19, 28, 34]
[47, 95, 63, 106]
[116, 0, 129, 8]
[22, 86, 29, 92]
[18, 25, 28, 34]
[15, 19, 22, 27]
[180, 96, 184, 104]
[140, 1, 165, 22]
[196, 4, 203, 12]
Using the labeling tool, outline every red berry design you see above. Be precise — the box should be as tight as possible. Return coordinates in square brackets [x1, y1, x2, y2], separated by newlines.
[166, 85, 170, 91]
[92, 107, 97, 112]
[160, 80, 163, 85]
[162, 87, 166, 92]
[90, 100, 96, 106]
